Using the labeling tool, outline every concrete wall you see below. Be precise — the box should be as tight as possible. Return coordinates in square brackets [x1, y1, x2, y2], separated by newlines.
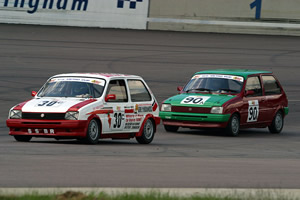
[0, 0, 300, 36]
[148, 0, 300, 36]
[0, 0, 149, 29]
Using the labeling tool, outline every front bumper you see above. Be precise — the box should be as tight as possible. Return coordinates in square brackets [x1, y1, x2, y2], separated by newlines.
[159, 111, 230, 128]
[6, 119, 88, 137]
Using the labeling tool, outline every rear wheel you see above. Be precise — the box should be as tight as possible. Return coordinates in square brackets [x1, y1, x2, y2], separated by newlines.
[85, 119, 100, 144]
[226, 114, 240, 137]
[164, 125, 179, 132]
[268, 111, 284, 134]
[14, 135, 32, 142]
[136, 119, 155, 144]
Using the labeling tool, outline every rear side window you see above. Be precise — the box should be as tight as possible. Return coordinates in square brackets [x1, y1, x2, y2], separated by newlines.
[245, 76, 262, 96]
[262, 76, 281, 95]
[128, 80, 151, 102]
[106, 80, 128, 102]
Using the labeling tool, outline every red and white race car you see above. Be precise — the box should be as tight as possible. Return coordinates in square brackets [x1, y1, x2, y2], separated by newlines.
[6, 73, 160, 144]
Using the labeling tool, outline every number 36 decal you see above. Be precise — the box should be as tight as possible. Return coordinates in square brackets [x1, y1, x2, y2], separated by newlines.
[37, 101, 62, 107]
[181, 96, 210, 105]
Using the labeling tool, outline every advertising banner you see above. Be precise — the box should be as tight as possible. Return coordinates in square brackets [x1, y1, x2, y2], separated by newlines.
[0, 0, 149, 29]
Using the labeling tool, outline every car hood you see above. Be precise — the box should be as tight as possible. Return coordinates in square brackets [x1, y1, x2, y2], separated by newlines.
[163, 93, 236, 107]
[21, 98, 89, 113]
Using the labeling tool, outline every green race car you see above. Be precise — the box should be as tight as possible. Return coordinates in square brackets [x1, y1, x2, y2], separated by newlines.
[159, 69, 289, 136]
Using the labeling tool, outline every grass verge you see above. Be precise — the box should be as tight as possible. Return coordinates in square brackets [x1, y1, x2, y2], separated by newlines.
[0, 190, 297, 200]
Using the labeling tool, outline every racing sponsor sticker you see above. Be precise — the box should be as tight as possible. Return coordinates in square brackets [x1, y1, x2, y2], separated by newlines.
[124, 114, 143, 129]
[247, 100, 259, 122]
[192, 74, 244, 82]
[50, 77, 105, 86]
[181, 96, 210, 105]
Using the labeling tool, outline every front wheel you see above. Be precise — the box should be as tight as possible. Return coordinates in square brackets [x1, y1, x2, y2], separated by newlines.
[226, 114, 240, 137]
[14, 135, 32, 142]
[268, 111, 284, 134]
[136, 119, 155, 144]
[85, 119, 100, 144]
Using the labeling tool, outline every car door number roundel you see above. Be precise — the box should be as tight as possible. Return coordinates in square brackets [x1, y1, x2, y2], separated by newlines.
[247, 100, 259, 122]
[181, 96, 210, 105]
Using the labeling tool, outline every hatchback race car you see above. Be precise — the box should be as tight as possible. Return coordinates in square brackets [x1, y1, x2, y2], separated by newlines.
[6, 73, 160, 144]
[159, 69, 288, 136]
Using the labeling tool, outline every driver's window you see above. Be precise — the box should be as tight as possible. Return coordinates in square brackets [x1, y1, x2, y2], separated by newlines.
[106, 80, 128, 102]
[245, 76, 262, 97]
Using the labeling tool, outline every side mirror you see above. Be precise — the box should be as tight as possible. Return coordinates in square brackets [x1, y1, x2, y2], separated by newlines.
[245, 90, 255, 97]
[105, 94, 116, 102]
[31, 91, 37, 97]
[177, 86, 183, 92]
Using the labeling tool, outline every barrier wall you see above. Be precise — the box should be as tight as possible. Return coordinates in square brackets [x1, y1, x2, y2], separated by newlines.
[1, 0, 300, 36]
[147, 0, 300, 36]
[0, 0, 149, 29]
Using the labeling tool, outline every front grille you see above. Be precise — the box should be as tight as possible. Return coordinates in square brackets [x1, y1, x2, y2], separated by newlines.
[22, 113, 65, 120]
[171, 106, 211, 114]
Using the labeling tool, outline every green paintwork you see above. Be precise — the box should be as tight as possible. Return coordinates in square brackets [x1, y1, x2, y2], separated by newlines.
[195, 69, 272, 79]
[163, 93, 236, 107]
[160, 111, 230, 122]
[284, 107, 289, 116]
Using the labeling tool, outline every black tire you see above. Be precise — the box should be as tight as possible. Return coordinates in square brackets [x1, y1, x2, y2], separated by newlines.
[226, 114, 240, 137]
[268, 111, 284, 134]
[85, 119, 100, 144]
[164, 125, 179, 132]
[14, 135, 32, 142]
[136, 119, 155, 144]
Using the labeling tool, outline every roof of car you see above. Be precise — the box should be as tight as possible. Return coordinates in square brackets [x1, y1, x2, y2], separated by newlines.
[195, 69, 272, 78]
[52, 73, 141, 79]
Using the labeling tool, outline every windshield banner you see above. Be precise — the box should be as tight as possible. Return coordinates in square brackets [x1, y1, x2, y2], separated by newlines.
[192, 74, 244, 82]
[50, 77, 105, 86]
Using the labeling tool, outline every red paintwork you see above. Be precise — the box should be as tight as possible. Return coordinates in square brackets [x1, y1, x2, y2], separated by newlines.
[31, 91, 37, 97]
[136, 114, 161, 137]
[105, 94, 116, 102]
[13, 101, 29, 110]
[125, 109, 135, 113]
[68, 99, 97, 112]
[6, 119, 88, 137]
[163, 120, 228, 128]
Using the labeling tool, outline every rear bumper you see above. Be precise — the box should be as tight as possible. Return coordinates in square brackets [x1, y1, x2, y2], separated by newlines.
[6, 119, 88, 137]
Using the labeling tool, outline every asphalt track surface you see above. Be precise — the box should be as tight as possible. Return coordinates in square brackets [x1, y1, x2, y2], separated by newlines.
[0, 24, 300, 189]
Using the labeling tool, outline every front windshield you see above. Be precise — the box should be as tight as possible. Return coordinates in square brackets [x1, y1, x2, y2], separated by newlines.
[38, 77, 106, 98]
[184, 74, 244, 94]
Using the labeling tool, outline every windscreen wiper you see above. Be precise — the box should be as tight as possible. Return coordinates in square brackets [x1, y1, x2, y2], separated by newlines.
[218, 88, 238, 93]
[186, 88, 212, 93]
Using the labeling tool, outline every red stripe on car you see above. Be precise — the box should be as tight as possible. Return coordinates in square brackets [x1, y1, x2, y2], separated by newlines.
[68, 99, 97, 112]
[125, 109, 134, 113]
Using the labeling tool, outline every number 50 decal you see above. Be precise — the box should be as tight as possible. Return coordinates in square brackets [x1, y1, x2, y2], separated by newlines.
[247, 100, 259, 122]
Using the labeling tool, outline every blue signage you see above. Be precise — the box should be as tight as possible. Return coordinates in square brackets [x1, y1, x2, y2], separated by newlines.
[3, 0, 89, 14]
[117, 0, 143, 9]
[250, 0, 262, 19]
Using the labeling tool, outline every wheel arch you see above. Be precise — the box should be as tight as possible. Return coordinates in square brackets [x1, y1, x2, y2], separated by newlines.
[86, 114, 102, 137]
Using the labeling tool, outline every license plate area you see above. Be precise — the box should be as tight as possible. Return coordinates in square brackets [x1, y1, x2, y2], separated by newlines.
[28, 128, 55, 134]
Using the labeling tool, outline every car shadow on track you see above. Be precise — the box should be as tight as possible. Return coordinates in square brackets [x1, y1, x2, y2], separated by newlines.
[170, 128, 282, 138]
[29, 139, 139, 145]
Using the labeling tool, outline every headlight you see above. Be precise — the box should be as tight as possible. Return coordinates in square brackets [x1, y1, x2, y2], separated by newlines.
[161, 104, 171, 112]
[211, 107, 223, 114]
[9, 110, 22, 119]
[65, 111, 79, 120]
